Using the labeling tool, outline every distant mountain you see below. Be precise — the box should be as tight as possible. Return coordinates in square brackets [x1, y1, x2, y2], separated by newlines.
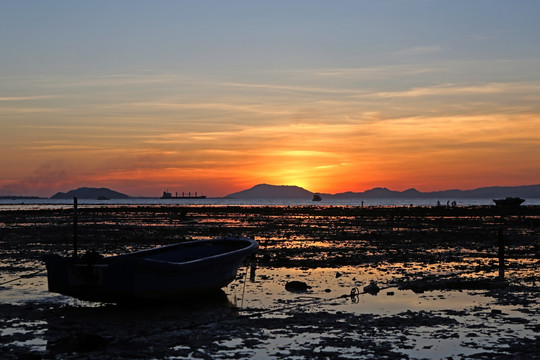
[226, 184, 540, 200]
[331, 184, 540, 199]
[50, 187, 130, 199]
[225, 184, 313, 199]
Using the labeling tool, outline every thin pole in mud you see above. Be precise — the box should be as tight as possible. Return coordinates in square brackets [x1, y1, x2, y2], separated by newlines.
[498, 228, 505, 280]
[73, 197, 78, 258]
[241, 265, 248, 308]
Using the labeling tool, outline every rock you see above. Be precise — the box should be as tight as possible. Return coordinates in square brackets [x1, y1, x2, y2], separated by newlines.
[285, 281, 310, 293]
[363, 281, 380, 295]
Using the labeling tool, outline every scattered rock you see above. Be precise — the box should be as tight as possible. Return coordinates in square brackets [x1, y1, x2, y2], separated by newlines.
[399, 277, 507, 293]
[285, 281, 310, 293]
[364, 281, 380, 295]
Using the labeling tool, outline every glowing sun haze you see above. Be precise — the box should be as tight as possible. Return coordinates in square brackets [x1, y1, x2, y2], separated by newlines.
[1, 1, 539, 197]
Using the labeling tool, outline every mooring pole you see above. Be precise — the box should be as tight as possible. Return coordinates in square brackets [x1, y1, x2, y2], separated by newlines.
[73, 197, 78, 258]
[249, 258, 257, 283]
[498, 228, 505, 280]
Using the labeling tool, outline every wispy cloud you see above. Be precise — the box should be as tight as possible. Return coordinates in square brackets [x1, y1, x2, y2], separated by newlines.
[220, 82, 353, 95]
[471, 30, 516, 42]
[314, 65, 443, 77]
[123, 100, 297, 117]
[0, 95, 59, 101]
[394, 45, 442, 55]
[368, 82, 540, 98]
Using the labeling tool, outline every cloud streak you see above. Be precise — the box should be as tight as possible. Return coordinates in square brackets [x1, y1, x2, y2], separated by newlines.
[0, 95, 59, 101]
[369, 82, 540, 98]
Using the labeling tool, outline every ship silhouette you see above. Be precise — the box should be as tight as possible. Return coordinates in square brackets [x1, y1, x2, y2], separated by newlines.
[161, 190, 206, 199]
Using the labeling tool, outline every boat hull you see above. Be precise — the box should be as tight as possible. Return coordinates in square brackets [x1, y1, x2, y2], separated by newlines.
[44, 237, 257, 303]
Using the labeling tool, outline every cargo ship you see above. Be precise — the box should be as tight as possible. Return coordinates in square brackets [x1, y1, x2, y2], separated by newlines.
[161, 191, 206, 199]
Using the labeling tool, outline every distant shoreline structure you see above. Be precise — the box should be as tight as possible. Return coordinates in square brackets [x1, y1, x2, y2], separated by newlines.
[0, 196, 45, 200]
[493, 197, 525, 207]
[160, 190, 206, 199]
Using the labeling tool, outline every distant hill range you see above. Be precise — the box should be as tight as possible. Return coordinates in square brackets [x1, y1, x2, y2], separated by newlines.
[226, 184, 540, 199]
[50, 187, 130, 199]
[226, 184, 313, 199]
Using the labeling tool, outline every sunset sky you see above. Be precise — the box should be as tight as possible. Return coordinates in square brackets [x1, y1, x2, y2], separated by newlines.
[1, 0, 539, 197]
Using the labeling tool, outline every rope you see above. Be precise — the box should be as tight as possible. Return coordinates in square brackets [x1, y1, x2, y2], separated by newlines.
[237, 286, 371, 319]
[0, 270, 44, 286]
[174, 286, 365, 331]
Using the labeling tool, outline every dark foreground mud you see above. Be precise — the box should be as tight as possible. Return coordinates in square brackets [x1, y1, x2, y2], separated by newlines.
[0, 205, 538, 359]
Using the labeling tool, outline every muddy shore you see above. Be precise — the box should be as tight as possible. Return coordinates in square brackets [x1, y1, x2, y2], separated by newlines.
[1, 205, 538, 359]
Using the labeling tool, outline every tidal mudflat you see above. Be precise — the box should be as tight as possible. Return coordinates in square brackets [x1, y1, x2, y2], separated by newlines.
[0, 205, 538, 359]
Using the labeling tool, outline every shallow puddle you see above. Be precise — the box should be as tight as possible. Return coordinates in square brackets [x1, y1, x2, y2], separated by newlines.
[222, 266, 539, 359]
[0, 264, 538, 359]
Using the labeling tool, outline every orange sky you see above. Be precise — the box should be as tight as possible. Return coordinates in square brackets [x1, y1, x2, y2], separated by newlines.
[1, 2, 540, 197]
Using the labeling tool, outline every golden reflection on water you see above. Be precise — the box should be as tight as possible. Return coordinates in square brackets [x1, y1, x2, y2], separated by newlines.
[0, 261, 538, 359]
[0, 204, 538, 358]
[226, 263, 537, 319]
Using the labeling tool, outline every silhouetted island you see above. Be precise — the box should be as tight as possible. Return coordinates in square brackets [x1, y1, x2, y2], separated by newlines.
[225, 184, 313, 199]
[50, 187, 129, 199]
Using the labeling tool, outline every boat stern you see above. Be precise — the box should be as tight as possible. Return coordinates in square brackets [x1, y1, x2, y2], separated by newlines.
[43, 254, 109, 300]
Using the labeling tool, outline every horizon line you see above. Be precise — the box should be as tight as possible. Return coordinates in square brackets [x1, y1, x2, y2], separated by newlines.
[3, 182, 539, 198]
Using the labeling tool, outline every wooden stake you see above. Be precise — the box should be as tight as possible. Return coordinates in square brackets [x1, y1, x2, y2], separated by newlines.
[73, 197, 78, 258]
[498, 228, 505, 279]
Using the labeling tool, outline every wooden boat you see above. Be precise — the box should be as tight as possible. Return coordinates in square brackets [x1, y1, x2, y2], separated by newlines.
[43, 237, 257, 303]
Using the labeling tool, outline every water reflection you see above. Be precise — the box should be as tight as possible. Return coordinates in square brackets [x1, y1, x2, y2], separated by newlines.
[1, 264, 537, 359]
[44, 290, 236, 356]
[224, 266, 538, 359]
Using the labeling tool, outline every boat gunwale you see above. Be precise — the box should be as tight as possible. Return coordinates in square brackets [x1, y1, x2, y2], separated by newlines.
[55, 237, 258, 268]
[133, 238, 257, 269]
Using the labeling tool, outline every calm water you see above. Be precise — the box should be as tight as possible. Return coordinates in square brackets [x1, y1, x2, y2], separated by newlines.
[1, 197, 540, 210]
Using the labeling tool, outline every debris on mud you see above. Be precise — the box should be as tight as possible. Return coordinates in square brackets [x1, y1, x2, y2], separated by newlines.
[285, 280, 311, 293]
[398, 276, 508, 293]
[363, 281, 380, 295]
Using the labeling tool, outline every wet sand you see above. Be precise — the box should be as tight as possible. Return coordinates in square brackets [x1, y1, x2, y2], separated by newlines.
[0, 205, 538, 359]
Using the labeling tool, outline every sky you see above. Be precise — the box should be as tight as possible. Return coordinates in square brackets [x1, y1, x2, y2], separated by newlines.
[1, 0, 539, 197]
